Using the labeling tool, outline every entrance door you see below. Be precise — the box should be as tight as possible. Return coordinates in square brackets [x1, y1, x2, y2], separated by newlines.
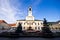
[27, 26, 32, 30]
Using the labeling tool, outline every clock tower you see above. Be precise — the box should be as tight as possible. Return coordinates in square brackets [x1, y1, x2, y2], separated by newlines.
[26, 6, 34, 20]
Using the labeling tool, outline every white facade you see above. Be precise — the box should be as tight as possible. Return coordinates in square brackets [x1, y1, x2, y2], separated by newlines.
[16, 7, 43, 31]
[16, 20, 43, 31]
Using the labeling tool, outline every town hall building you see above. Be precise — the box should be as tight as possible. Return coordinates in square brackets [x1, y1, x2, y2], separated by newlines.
[16, 7, 43, 31]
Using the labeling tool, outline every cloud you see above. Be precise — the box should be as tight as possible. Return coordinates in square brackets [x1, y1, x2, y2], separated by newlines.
[0, 0, 24, 23]
[31, 0, 42, 6]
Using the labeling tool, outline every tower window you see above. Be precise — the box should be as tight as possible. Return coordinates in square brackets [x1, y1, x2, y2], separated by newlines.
[29, 8, 31, 11]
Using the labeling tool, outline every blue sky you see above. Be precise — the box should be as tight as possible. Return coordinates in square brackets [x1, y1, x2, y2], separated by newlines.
[0, 0, 60, 23]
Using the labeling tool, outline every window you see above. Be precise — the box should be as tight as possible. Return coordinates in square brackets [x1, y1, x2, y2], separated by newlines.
[35, 27, 37, 29]
[41, 23, 43, 25]
[24, 23, 25, 25]
[24, 27, 25, 29]
[35, 23, 36, 25]
[56, 27, 58, 30]
[59, 28, 60, 30]
[38, 23, 39, 25]
[38, 27, 40, 30]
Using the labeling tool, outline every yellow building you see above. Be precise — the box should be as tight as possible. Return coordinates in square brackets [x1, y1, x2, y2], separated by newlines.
[16, 7, 43, 31]
[49, 21, 60, 30]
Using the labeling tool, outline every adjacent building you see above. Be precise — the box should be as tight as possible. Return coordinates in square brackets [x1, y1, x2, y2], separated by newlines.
[0, 20, 10, 30]
[48, 21, 60, 32]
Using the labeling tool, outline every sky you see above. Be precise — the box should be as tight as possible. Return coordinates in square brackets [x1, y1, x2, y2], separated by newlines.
[0, 0, 60, 23]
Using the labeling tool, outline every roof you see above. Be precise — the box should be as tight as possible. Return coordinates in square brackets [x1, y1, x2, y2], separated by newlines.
[17, 19, 43, 21]
[17, 19, 26, 21]
[57, 20, 60, 23]
[0, 20, 7, 24]
[35, 19, 43, 21]
[48, 20, 60, 25]
[48, 22, 57, 24]
[8, 23, 16, 27]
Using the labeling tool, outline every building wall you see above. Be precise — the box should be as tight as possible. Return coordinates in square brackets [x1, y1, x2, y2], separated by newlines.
[16, 20, 43, 31]
[0, 23, 10, 30]
[50, 24, 60, 30]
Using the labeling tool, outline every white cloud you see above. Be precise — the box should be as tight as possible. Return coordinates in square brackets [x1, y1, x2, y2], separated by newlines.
[0, 0, 23, 23]
[31, 0, 42, 6]
[0, 0, 42, 23]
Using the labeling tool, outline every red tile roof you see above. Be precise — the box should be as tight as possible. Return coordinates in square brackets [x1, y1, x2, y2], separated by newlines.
[0, 20, 7, 24]
[8, 24, 16, 27]
[0, 20, 16, 27]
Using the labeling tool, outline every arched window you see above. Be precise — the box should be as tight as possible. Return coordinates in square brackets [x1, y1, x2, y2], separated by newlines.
[24, 23, 25, 25]
[33, 22, 35, 25]
[56, 27, 58, 30]
[41, 23, 43, 25]
[35, 27, 37, 29]
[24, 27, 25, 29]
[38, 27, 40, 30]
[59, 28, 60, 30]
[35, 23, 36, 25]
[38, 23, 39, 25]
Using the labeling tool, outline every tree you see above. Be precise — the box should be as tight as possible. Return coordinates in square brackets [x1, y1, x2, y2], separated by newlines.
[15, 23, 22, 33]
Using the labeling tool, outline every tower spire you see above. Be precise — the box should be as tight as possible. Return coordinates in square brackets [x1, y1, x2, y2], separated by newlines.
[26, 6, 34, 20]
[28, 6, 32, 16]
